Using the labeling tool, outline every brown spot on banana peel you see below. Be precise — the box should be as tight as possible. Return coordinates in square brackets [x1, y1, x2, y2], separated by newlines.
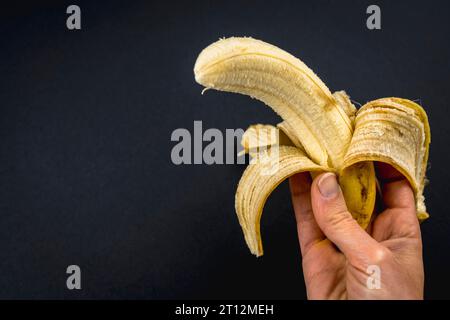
[360, 185, 368, 203]
[339, 162, 377, 230]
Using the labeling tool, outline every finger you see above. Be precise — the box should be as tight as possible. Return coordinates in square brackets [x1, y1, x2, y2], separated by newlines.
[311, 172, 383, 264]
[375, 162, 416, 210]
[373, 163, 420, 240]
[289, 172, 324, 256]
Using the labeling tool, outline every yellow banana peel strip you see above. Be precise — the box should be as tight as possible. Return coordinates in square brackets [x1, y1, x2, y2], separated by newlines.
[236, 146, 326, 256]
[344, 98, 431, 220]
[333, 90, 357, 126]
[277, 121, 306, 152]
[194, 37, 431, 256]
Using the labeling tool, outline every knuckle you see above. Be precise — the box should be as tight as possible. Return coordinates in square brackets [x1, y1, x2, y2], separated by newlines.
[369, 247, 391, 265]
[299, 207, 314, 219]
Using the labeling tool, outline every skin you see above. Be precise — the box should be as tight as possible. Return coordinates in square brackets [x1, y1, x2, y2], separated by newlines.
[289, 163, 424, 300]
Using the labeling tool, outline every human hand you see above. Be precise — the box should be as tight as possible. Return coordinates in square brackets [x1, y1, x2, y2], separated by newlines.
[289, 163, 424, 299]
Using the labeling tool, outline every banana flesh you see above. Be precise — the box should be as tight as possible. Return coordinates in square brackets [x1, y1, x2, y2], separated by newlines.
[194, 37, 431, 256]
[194, 37, 353, 168]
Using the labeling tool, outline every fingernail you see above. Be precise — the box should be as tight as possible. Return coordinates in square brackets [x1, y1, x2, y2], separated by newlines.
[318, 173, 339, 198]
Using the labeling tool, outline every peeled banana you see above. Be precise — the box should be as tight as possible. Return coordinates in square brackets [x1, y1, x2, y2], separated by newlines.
[194, 37, 430, 257]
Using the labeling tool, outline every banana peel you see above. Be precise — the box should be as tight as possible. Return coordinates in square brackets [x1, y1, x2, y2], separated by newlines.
[194, 37, 430, 257]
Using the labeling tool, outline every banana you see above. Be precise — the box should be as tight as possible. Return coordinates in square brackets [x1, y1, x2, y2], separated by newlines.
[194, 37, 430, 256]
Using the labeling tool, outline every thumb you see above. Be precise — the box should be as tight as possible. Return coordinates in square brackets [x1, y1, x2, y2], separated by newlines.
[311, 172, 382, 263]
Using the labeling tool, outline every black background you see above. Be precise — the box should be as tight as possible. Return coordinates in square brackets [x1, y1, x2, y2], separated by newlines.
[0, 0, 449, 299]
